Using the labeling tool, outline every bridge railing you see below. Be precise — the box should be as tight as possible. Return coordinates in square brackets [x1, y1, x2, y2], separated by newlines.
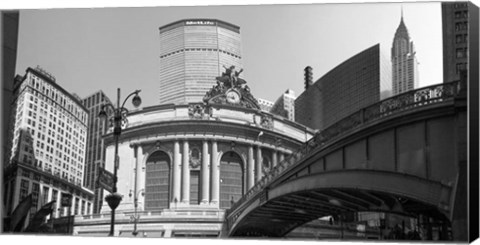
[226, 81, 462, 227]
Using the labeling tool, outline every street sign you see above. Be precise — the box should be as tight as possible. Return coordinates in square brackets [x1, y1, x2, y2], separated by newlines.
[98, 168, 114, 193]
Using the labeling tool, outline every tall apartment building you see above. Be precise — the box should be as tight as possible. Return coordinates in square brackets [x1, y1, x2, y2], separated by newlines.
[270, 89, 296, 121]
[442, 2, 476, 83]
[159, 19, 243, 104]
[295, 44, 391, 130]
[81, 91, 111, 214]
[3, 67, 93, 230]
[391, 13, 419, 95]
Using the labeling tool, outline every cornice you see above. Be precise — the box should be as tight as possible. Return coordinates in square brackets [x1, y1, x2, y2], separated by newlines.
[103, 120, 303, 154]
[6, 162, 94, 197]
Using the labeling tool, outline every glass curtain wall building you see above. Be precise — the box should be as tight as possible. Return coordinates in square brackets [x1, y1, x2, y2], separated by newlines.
[295, 44, 391, 130]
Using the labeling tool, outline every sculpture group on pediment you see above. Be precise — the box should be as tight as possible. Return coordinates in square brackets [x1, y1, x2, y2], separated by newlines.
[215, 65, 246, 89]
[203, 65, 260, 110]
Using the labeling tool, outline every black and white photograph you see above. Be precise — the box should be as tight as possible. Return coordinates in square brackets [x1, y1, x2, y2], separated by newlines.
[1, 0, 478, 243]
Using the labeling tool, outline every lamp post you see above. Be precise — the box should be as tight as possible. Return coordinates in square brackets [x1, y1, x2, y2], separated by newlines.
[99, 88, 142, 237]
[129, 189, 144, 236]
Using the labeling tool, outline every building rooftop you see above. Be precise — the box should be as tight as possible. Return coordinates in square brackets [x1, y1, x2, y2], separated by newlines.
[159, 18, 240, 33]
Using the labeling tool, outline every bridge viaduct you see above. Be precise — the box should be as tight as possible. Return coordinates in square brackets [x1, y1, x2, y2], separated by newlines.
[225, 81, 468, 241]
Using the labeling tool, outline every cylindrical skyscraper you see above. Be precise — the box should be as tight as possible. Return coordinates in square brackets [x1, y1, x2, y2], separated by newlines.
[158, 19, 243, 105]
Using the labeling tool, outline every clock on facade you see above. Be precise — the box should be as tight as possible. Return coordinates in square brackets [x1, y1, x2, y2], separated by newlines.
[226, 89, 241, 104]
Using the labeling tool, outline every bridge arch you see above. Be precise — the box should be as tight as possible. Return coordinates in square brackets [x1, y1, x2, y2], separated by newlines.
[269, 170, 452, 214]
[226, 81, 467, 239]
[229, 170, 452, 236]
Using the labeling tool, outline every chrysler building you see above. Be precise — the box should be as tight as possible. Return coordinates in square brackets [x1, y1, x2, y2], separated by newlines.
[391, 12, 419, 95]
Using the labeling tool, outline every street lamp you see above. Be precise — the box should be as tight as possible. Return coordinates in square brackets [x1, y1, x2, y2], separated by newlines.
[129, 189, 144, 236]
[98, 88, 142, 237]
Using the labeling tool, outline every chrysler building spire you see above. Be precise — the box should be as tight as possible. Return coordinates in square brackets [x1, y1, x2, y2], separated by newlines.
[391, 12, 419, 95]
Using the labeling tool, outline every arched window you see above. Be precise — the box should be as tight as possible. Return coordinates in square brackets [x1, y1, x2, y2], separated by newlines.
[220, 152, 244, 209]
[145, 151, 170, 210]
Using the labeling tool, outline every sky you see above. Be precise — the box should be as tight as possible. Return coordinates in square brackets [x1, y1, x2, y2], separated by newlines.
[12, 1, 443, 110]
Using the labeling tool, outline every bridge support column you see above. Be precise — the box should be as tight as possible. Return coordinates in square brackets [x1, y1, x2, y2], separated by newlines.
[172, 141, 181, 204]
[181, 141, 190, 203]
[256, 146, 263, 181]
[210, 140, 219, 204]
[201, 140, 210, 204]
[247, 145, 254, 189]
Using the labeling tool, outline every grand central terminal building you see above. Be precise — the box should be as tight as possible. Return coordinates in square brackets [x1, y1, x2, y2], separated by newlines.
[73, 69, 315, 237]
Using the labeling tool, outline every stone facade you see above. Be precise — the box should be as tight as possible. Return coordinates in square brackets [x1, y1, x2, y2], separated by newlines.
[73, 103, 314, 237]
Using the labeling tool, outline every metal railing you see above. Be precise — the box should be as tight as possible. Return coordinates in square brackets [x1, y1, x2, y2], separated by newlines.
[226, 81, 462, 228]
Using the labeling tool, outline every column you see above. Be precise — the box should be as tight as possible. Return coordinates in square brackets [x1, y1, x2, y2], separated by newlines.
[137, 146, 145, 209]
[272, 150, 278, 167]
[256, 146, 263, 181]
[78, 198, 83, 216]
[71, 196, 76, 215]
[210, 140, 219, 204]
[47, 187, 53, 203]
[89, 201, 93, 215]
[47, 187, 53, 219]
[55, 190, 61, 218]
[247, 146, 255, 189]
[201, 140, 210, 204]
[172, 141, 181, 203]
[181, 141, 190, 203]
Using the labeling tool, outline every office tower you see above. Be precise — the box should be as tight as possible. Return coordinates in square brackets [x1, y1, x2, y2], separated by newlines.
[81, 91, 112, 213]
[4, 67, 93, 230]
[295, 44, 391, 130]
[257, 98, 274, 112]
[442, 1, 475, 83]
[442, 2, 479, 240]
[159, 19, 243, 104]
[270, 89, 296, 121]
[391, 12, 419, 95]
